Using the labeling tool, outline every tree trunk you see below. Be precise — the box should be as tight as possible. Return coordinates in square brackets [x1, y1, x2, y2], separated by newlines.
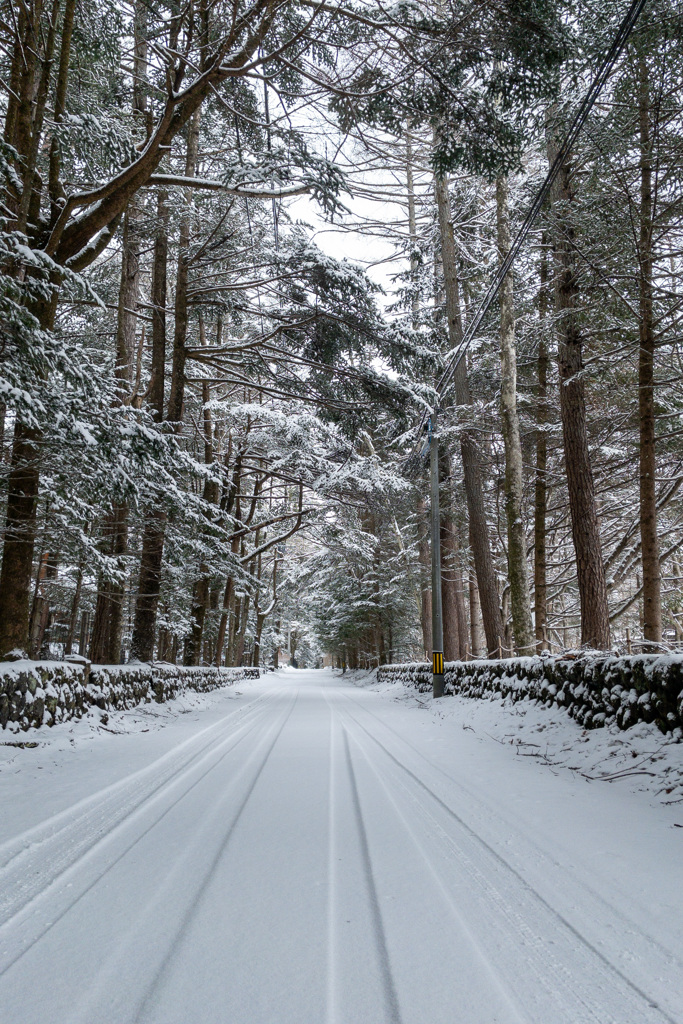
[185, 577, 210, 666]
[0, 420, 42, 656]
[100, 201, 141, 663]
[129, 189, 170, 660]
[65, 558, 84, 655]
[440, 513, 460, 661]
[417, 496, 432, 659]
[48, 0, 77, 218]
[496, 175, 534, 655]
[167, 108, 201, 424]
[535, 242, 550, 650]
[439, 449, 467, 660]
[547, 136, 610, 649]
[469, 569, 484, 657]
[228, 594, 242, 666]
[637, 56, 661, 645]
[434, 173, 503, 656]
[104, 501, 128, 663]
[149, 189, 169, 423]
[184, 318, 219, 665]
[253, 610, 268, 667]
[131, 118, 199, 661]
[129, 506, 166, 661]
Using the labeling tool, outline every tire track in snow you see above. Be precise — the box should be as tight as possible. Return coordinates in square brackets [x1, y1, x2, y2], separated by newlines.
[0, 683, 275, 872]
[325, 699, 339, 1024]
[341, 688, 683, 995]
[341, 701, 679, 1024]
[128, 688, 300, 1024]
[341, 711, 527, 1024]
[0, 685, 278, 930]
[342, 727, 403, 1024]
[0, 698, 275, 980]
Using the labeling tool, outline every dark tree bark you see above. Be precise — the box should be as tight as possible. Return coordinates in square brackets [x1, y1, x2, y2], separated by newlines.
[184, 335, 219, 666]
[129, 198, 168, 661]
[167, 109, 201, 424]
[637, 56, 661, 644]
[535, 243, 550, 650]
[149, 190, 169, 423]
[97, 203, 140, 663]
[496, 175, 534, 655]
[65, 556, 84, 656]
[417, 496, 432, 659]
[547, 137, 610, 649]
[0, 422, 42, 655]
[439, 450, 467, 660]
[434, 173, 504, 656]
[129, 508, 166, 662]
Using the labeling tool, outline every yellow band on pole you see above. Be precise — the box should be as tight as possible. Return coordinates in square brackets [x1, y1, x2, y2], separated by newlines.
[432, 652, 443, 675]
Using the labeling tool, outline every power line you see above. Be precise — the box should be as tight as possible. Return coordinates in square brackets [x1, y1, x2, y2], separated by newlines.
[433, 0, 650, 405]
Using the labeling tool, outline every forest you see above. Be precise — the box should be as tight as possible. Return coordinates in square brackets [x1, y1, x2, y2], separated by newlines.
[1, 0, 682, 671]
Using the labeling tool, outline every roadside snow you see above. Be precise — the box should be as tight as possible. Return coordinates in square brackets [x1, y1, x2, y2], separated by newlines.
[0, 669, 681, 1023]
[352, 671, 683, 813]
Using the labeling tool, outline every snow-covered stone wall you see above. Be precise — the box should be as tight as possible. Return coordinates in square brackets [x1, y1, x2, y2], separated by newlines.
[0, 660, 260, 732]
[378, 654, 683, 736]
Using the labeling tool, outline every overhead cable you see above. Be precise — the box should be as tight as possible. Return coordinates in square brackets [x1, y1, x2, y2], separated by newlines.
[434, 0, 650, 404]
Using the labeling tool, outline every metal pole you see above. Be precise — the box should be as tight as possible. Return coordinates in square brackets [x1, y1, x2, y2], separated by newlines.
[429, 413, 445, 698]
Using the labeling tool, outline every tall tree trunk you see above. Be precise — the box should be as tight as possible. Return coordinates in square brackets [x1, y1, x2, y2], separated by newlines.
[469, 568, 484, 657]
[439, 449, 467, 660]
[214, 455, 242, 665]
[417, 496, 432, 659]
[148, 189, 169, 424]
[129, 193, 168, 661]
[637, 56, 661, 645]
[0, 422, 42, 655]
[130, 509, 166, 662]
[98, 203, 141, 663]
[18, 0, 61, 233]
[104, 501, 128, 663]
[31, 551, 58, 657]
[48, 0, 77, 219]
[547, 138, 609, 649]
[228, 594, 242, 666]
[167, 109, 201, 424]
[434, 173, 503, 655]
[440, 512, 460, 661]
[0, 286, 58, 657]
[535, 242, 550, 650]
[406, 126, 420, 324]
[496, 175, 534, 655]
[131, 116, 200, 661]
[184, 317, 219, 665]
[65, 557, 84, 655]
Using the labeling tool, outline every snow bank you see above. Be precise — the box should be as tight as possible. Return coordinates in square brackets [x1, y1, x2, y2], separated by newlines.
[0, 660, 260, 732]
[378, 653, 683, 736]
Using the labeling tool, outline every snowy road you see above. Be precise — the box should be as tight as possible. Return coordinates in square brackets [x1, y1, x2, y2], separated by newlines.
[0, 669, 681, 1024]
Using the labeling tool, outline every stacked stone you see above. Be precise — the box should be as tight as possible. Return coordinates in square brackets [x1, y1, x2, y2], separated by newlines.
[0, 660, 260, 731]
[377, 654, 683, 736]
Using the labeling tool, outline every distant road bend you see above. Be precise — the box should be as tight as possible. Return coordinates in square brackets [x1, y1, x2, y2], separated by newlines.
[0, 670, 680, 1023]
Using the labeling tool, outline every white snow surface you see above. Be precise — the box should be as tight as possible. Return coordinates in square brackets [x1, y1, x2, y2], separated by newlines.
[0, 668, 681, 1024]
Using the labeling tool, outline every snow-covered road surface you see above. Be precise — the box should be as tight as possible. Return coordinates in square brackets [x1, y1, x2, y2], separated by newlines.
[0, 669, 681, 1024]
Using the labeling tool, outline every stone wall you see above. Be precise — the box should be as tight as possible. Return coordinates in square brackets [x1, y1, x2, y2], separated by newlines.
[0, 659, 260, 732]
[378, 654, 683, 735]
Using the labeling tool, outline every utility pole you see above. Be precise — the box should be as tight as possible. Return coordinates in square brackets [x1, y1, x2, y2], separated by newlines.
[428, 413, 445, 697]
